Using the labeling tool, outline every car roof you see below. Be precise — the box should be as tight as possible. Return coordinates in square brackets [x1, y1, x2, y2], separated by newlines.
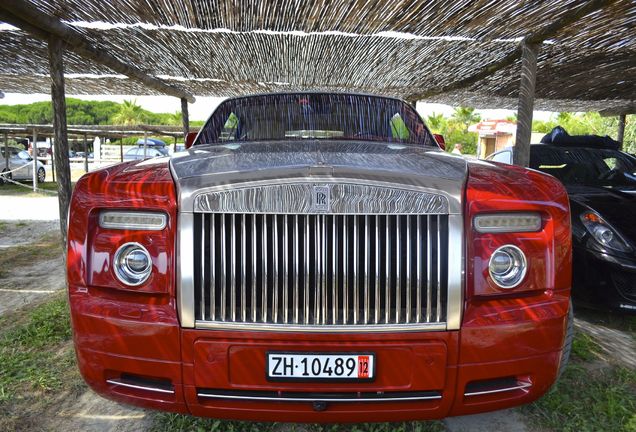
[218, 91, 409, 106]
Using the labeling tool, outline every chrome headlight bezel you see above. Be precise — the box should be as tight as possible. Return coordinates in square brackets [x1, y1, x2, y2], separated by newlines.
[114, 242, 153, 286]
[488, 244, 528, 289]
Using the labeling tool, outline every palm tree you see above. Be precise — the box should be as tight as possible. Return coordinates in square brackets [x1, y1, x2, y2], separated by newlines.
[426, 112, 447, 133]
[112, 99, 147, 125]
[451, 106, 480, 130]
[168, 110, 182, 125]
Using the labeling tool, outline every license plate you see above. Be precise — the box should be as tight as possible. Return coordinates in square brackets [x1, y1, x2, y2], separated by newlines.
[267, 352, 375, 381]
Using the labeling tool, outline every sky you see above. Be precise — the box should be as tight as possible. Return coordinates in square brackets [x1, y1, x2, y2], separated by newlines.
[0, 92, 557, 122]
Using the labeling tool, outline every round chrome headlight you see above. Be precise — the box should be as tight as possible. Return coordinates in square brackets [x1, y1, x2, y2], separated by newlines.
[114, 242, 152, 286]
[488, 245, 527, 289]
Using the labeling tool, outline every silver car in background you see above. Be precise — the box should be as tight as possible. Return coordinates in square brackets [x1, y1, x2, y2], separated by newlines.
[0, 147, 46, 184]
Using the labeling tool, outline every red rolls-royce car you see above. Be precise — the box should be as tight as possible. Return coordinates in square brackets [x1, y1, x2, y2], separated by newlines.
[67, 93, 572, 422]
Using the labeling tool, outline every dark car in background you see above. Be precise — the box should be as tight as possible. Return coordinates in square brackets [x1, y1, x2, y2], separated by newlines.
[487, 142, 636, 313]
[124, 138, 170, 160]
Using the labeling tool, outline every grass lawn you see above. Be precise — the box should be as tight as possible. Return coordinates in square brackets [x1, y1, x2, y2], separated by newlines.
[0, 294, 83, 431]
[523, 330, 636, 432]
[0, 181, 60, 197]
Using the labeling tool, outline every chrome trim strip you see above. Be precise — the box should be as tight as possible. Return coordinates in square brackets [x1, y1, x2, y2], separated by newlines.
[314, 215, 320, 323]
[446, 214, 464, 330]
[396, 215, 401, 324]
[464, 381, 532, 397]
[210, 214, 216, 321]
[405, 215, 411, 323]
[321, 215, 327, 325]
[426, 215, 432, 323]
[385, 215, 390, 324]
[241, 214, 247, 322]
[262, 215, 268, 323]
[194, 182, 450, 215]
[374, 216, 380, 324]
[231, 214, 236, 322]
[436, 215, 441, 323]
[195, 320, 447, 332]
[294, 214, 299, 324]
[304, 215, 310, 324]
[220, 214, 226, 322]
[416, 215, 422, 323]
[353, 215, 359, 325]
[273, 215, 279, 323]
[332, 215, 337, 325]
[283, 215, 289, 324]
[200, 216, 206, 320]
[251, 214, 257, 322]
[106, 379, 174, 395]
[364, 215, 369, 324]
[343, 215, 349, 324]
[197, 391, 442, 403]
[177, 212, 195, 328]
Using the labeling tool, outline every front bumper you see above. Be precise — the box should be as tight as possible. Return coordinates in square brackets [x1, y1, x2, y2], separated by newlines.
[69, 286, 569, 422]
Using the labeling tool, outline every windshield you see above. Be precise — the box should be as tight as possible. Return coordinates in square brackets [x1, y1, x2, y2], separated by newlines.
[196, 93, 435, 146]
[530, 146, 636, 188]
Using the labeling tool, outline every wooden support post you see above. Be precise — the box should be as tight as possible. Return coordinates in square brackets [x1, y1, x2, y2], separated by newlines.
[181, 97, 190, 140]
[143, 131, 148, 159]
[50, 137, 56, 183]
[617, 114, 626, 149]
[48, 36, 72, 246]
[3, 132, 8, 171]
[32, 128, 38, 191]
[120, 139, 123, 162]
[83, 133, 88, 172]
[513, 41, 540, 167]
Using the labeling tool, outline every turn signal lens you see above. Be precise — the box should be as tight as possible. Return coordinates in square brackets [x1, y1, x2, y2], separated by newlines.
[114, 243, 152, 286]
[488, 245, 527, 289]
[474, 213, 542, 233]
[99, 211, 167, 231]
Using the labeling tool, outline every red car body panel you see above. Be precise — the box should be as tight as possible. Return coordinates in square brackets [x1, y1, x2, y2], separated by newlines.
[67, 155, 571, 422]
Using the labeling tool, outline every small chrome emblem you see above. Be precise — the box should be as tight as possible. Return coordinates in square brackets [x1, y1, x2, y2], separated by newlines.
[312, 185, 330, 212]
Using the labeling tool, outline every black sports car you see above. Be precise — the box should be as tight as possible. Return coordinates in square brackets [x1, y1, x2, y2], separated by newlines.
[487, 138, 636, 314]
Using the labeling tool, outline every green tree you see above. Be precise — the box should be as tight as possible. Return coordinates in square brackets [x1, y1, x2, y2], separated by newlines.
[451, 107, 481, 129]
[426, 112, 447, 133]
[111, 99, 147, 125]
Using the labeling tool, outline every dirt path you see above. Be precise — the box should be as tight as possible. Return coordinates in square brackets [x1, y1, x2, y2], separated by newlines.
[44, 390, 152, 432]
[574, 313, 636, 369]
[0, 221, 65, 316]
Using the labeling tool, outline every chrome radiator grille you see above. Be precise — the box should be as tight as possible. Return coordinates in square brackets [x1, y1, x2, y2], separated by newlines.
[192, 213, 448, 327]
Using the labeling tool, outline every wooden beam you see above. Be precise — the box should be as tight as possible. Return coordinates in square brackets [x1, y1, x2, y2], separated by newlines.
[181, 98, 190, 140]
[407, 0, 617, 101]
[514, 42, 540, 167]
[0, 3, 195, 103]
[599, 104, 636, 117]
[617, 114, 626, 149]
[48, 36, 72, 247]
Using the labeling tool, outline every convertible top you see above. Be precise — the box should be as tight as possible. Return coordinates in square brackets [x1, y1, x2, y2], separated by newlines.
[540, 126, 620, 150]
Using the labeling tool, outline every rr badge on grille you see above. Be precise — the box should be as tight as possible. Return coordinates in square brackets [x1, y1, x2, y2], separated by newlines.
[312, 185, 331, 213]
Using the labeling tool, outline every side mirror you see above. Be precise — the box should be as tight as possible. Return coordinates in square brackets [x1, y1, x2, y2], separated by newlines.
[433, 134, 446, 151]
[185, 132, 198, 149]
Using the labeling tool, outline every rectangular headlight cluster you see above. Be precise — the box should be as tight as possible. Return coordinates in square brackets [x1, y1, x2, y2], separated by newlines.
[99, 210, 167, 231]
[473, 212, 542, 233]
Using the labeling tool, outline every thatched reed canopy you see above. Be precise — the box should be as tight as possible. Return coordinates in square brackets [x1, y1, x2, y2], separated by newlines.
[0, 0, 634, 111]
